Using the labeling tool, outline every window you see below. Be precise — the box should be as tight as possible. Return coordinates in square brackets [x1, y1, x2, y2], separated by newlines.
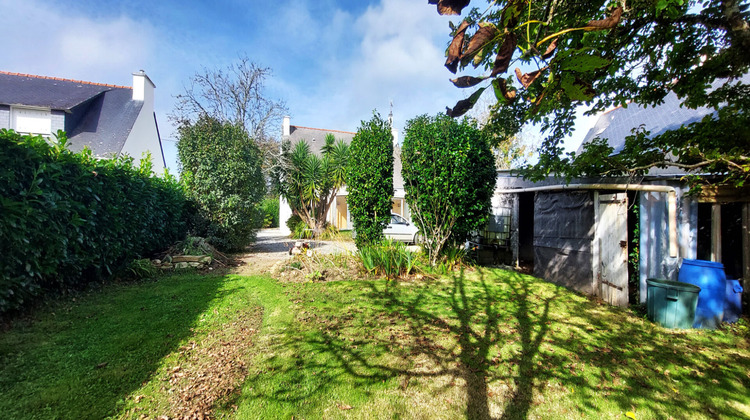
[11, 107, 51, 135]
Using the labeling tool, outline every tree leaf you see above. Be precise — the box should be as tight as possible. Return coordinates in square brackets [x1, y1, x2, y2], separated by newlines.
[492, 78, 517, 103]
[491, 32, 517, 76]
[585, 6, 623, 30]
[446, 87, 487, 117]
[451, 76, 487, 88]
[515, 67, 547, 88]
[462, 24, 498, 62]
[560, 74, 596, 101]
[558, 52, 611, 72]
[541, 38, 558, 59]
[429, 0, 471, 16]
[445, 20, 470, 73]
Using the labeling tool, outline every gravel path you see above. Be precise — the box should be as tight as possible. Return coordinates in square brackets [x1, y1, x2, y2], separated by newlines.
[234, 229, 357, 275]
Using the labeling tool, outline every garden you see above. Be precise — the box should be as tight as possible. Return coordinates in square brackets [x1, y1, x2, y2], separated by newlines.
[2, 259, 749, 419]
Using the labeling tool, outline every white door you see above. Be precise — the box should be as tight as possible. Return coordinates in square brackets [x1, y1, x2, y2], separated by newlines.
[597, 193, 629, 307]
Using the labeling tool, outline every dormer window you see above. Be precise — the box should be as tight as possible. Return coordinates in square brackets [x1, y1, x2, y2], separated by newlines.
[11, 106, 51, 135]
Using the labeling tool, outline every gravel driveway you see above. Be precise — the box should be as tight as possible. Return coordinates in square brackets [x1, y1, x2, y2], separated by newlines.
[235, 229, 357, 275]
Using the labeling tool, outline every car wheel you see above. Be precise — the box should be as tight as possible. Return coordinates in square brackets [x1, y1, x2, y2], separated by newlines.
[413, 233, 423, 245]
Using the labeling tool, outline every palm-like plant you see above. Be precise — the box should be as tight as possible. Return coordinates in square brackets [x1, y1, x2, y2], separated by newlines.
[279, 134, 349, 235]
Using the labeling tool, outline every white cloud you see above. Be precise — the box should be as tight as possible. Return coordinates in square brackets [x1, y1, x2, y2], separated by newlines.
[287, 0, 465, 134]
[0, 0, 155, 86]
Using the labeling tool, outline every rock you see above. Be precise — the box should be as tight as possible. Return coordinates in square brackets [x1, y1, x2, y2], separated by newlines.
[153, 259, 161, 265]
[175, 262, 189, 269]
[188, 262, 201, 268]
[199, 256, 212, 264]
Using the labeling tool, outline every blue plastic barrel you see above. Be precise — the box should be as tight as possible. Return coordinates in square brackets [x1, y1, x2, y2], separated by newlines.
[677, 259, 726, 329]
[724, 279, 744, 324]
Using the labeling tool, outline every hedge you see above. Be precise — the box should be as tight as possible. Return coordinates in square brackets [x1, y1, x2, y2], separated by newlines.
[0, 130, 188, 314]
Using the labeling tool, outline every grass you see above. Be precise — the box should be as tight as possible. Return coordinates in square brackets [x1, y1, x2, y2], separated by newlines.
[2, 269, 749, 419]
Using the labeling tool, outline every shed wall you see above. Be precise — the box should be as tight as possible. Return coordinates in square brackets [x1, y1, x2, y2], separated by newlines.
[534, 191, 595, 294]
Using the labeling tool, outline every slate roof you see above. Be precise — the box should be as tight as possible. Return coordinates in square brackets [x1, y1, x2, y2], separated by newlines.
[285, 125, 404, 189]
[66, 88, 143, 156]
[0, 71, 141, 158]
[287, 125, 356, 155]
[0, 71, 129, 111]
[579, 75, 750, 156]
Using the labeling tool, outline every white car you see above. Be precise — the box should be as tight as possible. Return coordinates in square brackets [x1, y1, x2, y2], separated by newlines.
[384, 213, 421, 244]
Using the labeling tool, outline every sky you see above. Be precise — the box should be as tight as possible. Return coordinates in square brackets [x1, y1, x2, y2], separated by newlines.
[2, 0, 594, 172]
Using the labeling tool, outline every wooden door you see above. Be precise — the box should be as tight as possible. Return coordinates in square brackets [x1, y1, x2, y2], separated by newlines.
[597, 193, 629, 307]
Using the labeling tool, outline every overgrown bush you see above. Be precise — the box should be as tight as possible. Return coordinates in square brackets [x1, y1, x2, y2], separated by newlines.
[357, 239, 416, 280]
[347, 113, 394, 248]
[0, 130, 188, 313]
[261, 197, 280, 228]
[177, 115, 265, 251]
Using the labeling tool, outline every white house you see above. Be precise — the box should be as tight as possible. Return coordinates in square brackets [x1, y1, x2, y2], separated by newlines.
[279, 115, 409, 234]
[0, 70, 166, 172]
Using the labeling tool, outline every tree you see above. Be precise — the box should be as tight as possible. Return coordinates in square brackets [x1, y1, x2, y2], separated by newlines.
[428, 0, 750, 187]
[170, 56, 287, 185]
[347, 113, 394, 248]
[401, 113, 496, 265]
[277, 134, 349, 235]
[177, 115, 265, 251]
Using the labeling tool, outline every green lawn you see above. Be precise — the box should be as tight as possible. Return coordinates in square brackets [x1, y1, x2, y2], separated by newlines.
[1, 269, 749, 419]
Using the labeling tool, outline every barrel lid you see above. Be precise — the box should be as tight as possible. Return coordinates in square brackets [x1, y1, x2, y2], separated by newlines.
[646, 278, 702, 292]
[680, 258, 724, 269]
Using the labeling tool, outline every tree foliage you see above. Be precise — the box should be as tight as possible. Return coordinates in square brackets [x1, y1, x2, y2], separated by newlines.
[276, 134, 349, 235]
[401, 114, 496, 265]
[177, 115, 265, 251]
[429, 0, 750, 187]
[347, 113, 394, 248]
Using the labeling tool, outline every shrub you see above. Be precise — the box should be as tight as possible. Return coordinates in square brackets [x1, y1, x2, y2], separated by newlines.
[177, 115, 265, 251]
[0, 130, 188, 313]
[402, 114, 496, 265]
[357, 239, 416, 280]
[347, 113, 394, 248]
[261, 197, 280, 228]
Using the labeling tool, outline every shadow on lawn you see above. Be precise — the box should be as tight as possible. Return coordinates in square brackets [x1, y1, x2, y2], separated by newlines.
[243, 269, 750, 419]
[0, 274, 229, 419]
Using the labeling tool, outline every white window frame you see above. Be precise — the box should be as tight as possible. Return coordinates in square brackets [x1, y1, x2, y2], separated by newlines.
[10, 106, 52, 136]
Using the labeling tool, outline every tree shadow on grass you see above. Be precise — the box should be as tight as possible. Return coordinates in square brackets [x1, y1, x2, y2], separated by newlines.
[237, 269, 750, 419]
[0, 274, 231, 419]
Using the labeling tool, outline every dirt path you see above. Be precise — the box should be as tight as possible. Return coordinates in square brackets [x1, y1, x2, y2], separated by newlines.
[233, 229, 357, 276]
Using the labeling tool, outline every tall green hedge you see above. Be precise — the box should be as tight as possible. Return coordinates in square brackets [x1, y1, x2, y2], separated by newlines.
[0, 130, 188, 314]
[347, 113, 394, 248]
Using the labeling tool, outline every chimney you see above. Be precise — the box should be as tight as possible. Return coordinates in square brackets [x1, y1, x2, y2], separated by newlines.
[282, 115, 291, 137]
[132, 70, 155, 111]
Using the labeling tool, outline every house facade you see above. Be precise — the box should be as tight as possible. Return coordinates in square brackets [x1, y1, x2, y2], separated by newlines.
[279, 116, 408, 234]
[0, 70, 166, 173]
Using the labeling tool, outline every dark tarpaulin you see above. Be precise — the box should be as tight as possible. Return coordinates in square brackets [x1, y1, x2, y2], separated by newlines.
[534, 191, 595, 294]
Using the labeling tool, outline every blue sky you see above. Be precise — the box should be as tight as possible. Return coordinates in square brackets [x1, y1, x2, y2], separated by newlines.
[2, 0, 592, 171]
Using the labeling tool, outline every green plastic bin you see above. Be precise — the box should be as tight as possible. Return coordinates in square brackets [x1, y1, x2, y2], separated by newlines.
[646, 279, 701, 329]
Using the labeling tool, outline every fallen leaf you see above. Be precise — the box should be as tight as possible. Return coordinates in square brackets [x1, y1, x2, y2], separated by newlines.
[625, 411, 637, 419]
[336, 402, 353, 410]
